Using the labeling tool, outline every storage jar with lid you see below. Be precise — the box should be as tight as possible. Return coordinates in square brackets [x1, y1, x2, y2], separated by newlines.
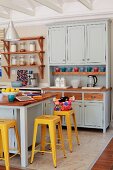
[11, 56, 17, 65]
[29, 41, 36, 51]
[19, 56, 26, 65]
[10, 43, 17, 52]
[30, 55, 36, 65]
[20, 42, 26, 52]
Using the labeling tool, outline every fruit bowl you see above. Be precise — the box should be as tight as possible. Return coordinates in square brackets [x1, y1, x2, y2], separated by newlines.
[2, 92, 19, 96]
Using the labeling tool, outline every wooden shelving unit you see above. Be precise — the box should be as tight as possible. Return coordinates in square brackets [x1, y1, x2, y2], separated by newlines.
[1, 36, 45, 79]
[52, 72, 106, 76]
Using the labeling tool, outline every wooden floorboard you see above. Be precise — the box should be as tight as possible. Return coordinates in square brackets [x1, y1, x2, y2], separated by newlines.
[0, 165, 21, 170]
[92, 138, 113, 170]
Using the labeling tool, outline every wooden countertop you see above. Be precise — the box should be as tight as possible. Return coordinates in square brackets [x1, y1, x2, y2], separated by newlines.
[42, 87, 112, 92]
[0, 93, 57, 106]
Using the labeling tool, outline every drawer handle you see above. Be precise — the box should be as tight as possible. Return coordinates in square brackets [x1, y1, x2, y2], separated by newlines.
[84, 105, 87, 107]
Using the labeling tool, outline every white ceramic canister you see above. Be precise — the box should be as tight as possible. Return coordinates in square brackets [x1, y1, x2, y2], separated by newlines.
[60, 77, 66, 87]
[10, 43, 17, 52]
[19, 56, 26, 65]
[55, 77, 60, 87]
[29, 41, 36, 51]
[11, 56, 17, 65]
[30, 55, 36, 65]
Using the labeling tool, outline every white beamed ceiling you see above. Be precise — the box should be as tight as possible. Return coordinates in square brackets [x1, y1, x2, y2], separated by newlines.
[0, 0, 113, 26]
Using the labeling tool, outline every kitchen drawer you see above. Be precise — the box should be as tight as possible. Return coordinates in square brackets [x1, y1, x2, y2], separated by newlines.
[84, 93, 103, 101]
[64, 92, 82, 100]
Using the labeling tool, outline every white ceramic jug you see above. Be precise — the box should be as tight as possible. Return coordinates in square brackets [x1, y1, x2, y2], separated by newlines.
[55, 77, 60, 87]
[60, 77, 66, 87]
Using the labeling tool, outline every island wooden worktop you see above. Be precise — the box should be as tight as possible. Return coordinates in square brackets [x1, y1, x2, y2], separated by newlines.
[42, 87, 112, 92]
[0, 92, 57, 106]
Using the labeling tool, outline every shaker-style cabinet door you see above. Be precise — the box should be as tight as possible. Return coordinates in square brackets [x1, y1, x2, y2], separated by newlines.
[72, 101, 83, 126]
[67, 25, 85, 64]
[86, 24, 106, 64]
[84, 102, 103, 127]
[48, 26, 66, 64]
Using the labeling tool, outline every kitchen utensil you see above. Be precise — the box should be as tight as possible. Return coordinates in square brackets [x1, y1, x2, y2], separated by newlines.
[11, 81, 22, 87]
[74, 67, 79, 72]
[93, 67, 99, 72]
[71, 79, 80, 88]
[87, 75, 98, 87]
[87, 67, 92, 72]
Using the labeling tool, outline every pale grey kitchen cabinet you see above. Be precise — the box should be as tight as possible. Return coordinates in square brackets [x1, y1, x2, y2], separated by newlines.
[86, 24, 106, 64]
[84, 102, 103, 127]
[72, 101, 83, 126]
[48, 26, 66, 64]
[67, 25, 85, 65]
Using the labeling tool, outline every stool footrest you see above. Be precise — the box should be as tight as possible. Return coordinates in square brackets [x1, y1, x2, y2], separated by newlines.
[34, 150, 52, 154]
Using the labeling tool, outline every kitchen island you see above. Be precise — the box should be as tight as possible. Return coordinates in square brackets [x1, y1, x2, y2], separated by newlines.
[0, 93, 57, 168]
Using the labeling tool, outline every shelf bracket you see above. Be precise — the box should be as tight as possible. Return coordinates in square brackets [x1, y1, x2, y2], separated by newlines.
[2, 41, 9, 51]
[38, 38, 43, 51]
[38, 65, 45, 79]
[38, 52, 44, 64]
[3, 67, 10, 79]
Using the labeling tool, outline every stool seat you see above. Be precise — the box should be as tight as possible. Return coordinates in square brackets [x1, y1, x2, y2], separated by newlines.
[31, 115, 66, 168]
[54, 110, 80, 152]
[35, 115, 60, 124]
[0, 119, 20, 170]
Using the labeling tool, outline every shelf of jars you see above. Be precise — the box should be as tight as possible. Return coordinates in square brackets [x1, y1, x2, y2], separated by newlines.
[52, 72, 106, 76]
[1, 36, 45, 79]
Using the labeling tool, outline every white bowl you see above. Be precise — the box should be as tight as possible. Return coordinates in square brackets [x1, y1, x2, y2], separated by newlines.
[2, 92, 19, 96]
[71, 79, 80, 88]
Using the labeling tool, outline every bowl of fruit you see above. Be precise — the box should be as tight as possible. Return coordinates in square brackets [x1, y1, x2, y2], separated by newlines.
[1, 87, 19, 96]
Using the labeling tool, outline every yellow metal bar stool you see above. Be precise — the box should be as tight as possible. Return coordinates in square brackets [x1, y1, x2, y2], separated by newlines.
[0, 119, 21, 170]
[54, 110, 80, 152]
[30, 115, 66, 168]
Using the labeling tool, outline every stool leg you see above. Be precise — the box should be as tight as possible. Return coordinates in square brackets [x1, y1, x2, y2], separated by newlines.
[14, 124, 21, 154]
[0, 130, 3, 158]
[57, 116, 62, 143]
[58, 121, 66, 158]
[65, 115, 73, 152]
[41, 125, 46, 153]
[31, 121, 38, 164]
[49, 123, 57, 168]
[72, 113, 80, 145]
[1, 127, 10, 170]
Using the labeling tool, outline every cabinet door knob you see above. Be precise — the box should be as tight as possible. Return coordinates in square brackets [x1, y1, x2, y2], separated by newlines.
[84, 105, 87, 107]
[82, 59, 85, 61]
[87, 58, 90, 61]
[79, 105, 82, 107]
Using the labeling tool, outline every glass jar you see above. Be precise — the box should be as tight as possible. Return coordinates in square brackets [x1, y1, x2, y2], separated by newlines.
[30, 55, 36, 65]
[10, 43, 17, 52]
[29, 41, 36, 51]
[20, 42, 26, 52]
[19, 56, 26, 65]
[11, 56, 17, 65]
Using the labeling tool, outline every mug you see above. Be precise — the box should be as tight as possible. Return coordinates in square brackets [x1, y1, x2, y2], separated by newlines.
[67, 67, 73, 72]
[79, 67, 85, 72]
[61, 67, 66, 72]
[8, 95, 15, 102]
[55, 67, 60, 72]
[87, 67, 92, 72]
[74, 67, 79, 72]
[99, 67, 106, 72]
[93, 67, 99, 72]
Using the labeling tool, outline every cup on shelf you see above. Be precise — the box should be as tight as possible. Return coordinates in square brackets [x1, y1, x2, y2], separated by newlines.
[74, 67, 79, 72]
[99, 67, 106, 72]
[79, 67, 85, 72]
[55, 67, 60, 72]
[93, 67, 99, 72]
[67, 67, 73, 72]
[61, 67, 67, 72]
[87, 67, 92, 72]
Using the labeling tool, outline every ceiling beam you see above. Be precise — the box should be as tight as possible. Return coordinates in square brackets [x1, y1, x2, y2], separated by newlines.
[0, 0, 35, 16]
[79, 0, 92, 10]
[34, 0, 62, 13]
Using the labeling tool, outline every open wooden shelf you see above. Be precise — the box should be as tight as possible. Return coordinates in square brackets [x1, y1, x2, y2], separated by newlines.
[52, 72, 106, 76]
[1, 36, 45, 79]
[1, 51, 45, 55]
